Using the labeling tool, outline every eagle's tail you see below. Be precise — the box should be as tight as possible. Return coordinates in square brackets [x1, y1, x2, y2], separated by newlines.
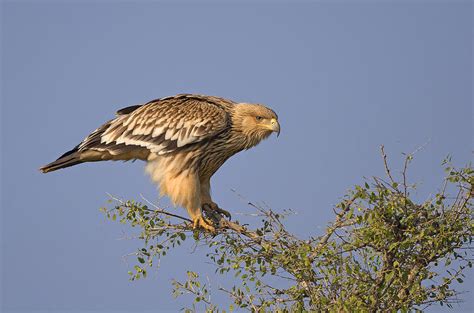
[40, 145, 83, 173]
[40, 105, 146, 174]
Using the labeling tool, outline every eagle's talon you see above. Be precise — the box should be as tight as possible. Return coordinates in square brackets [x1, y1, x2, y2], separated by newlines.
[216, 207, 232, 220]
[192, 215, 216, 233]
[202, 202, 232, 220]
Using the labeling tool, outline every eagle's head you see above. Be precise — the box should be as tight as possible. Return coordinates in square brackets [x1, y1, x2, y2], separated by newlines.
[233, 103, 280, 149]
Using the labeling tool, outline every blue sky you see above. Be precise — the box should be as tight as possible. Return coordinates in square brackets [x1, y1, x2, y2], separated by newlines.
[2, 1, 472, 312]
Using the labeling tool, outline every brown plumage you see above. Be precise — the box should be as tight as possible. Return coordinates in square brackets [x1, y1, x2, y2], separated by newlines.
[40, 94, 280, 231]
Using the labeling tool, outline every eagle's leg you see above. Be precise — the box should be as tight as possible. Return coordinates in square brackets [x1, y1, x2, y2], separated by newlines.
[202, 202, 232, 220]
[200, 178, 231, 220]
[161, 170, 215, 232]
[186, 203, 215, 232]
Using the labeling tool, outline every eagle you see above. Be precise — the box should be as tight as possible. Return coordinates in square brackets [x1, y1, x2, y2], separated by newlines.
[40, 94, 280, 231]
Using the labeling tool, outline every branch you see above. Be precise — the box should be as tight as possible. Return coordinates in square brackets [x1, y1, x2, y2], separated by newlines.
[107, 193, 192, 222]
[309, 195, 357, 259]
[140, 194, 192, 222]
[380, 145, 397, 186]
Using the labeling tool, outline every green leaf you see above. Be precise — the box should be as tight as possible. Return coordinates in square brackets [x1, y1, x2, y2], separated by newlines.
[385, 271, 395, 283]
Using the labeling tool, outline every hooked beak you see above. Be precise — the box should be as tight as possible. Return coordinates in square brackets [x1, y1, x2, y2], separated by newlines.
[270, 118, 280, 137]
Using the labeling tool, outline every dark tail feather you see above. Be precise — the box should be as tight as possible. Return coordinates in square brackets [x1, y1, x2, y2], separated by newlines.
[40, 145, 83, 173]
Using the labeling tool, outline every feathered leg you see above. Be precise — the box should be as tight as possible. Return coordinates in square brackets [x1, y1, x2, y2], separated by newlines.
[200, 179, 232, 220]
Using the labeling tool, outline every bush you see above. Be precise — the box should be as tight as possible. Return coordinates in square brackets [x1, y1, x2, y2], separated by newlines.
[102, 147, 473, 312]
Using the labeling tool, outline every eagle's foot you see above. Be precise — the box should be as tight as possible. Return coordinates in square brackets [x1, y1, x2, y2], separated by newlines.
[202, 202, 232, 220]
[192, 215, 216, 233]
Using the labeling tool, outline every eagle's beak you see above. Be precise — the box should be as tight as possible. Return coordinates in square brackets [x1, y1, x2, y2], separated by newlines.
[270, 118, 280, 137]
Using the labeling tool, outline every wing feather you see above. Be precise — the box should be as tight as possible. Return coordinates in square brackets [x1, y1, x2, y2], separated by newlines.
[100, 94, 233, 155]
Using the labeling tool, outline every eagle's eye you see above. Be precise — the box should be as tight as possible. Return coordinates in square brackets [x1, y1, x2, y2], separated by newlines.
[255, 116, 263, 121]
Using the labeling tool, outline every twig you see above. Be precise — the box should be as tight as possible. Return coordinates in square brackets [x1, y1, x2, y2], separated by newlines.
[380, 145, 397, 186]
[107, 193, 193, 222]
[217, 217, 262, 241]
[309, 195, 357, 259]
[401, 141, 431, 197]
[139, 194, 193, 222]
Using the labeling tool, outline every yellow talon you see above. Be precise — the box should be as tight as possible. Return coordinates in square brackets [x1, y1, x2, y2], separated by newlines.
[192, 215, 215, 232]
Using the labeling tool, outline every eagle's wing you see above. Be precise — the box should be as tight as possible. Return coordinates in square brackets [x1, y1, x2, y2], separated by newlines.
[39, 94, 234, 173]
[96, 94, 233, 155]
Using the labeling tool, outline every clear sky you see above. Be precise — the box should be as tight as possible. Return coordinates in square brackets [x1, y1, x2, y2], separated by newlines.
[1, 1, 472, 312]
